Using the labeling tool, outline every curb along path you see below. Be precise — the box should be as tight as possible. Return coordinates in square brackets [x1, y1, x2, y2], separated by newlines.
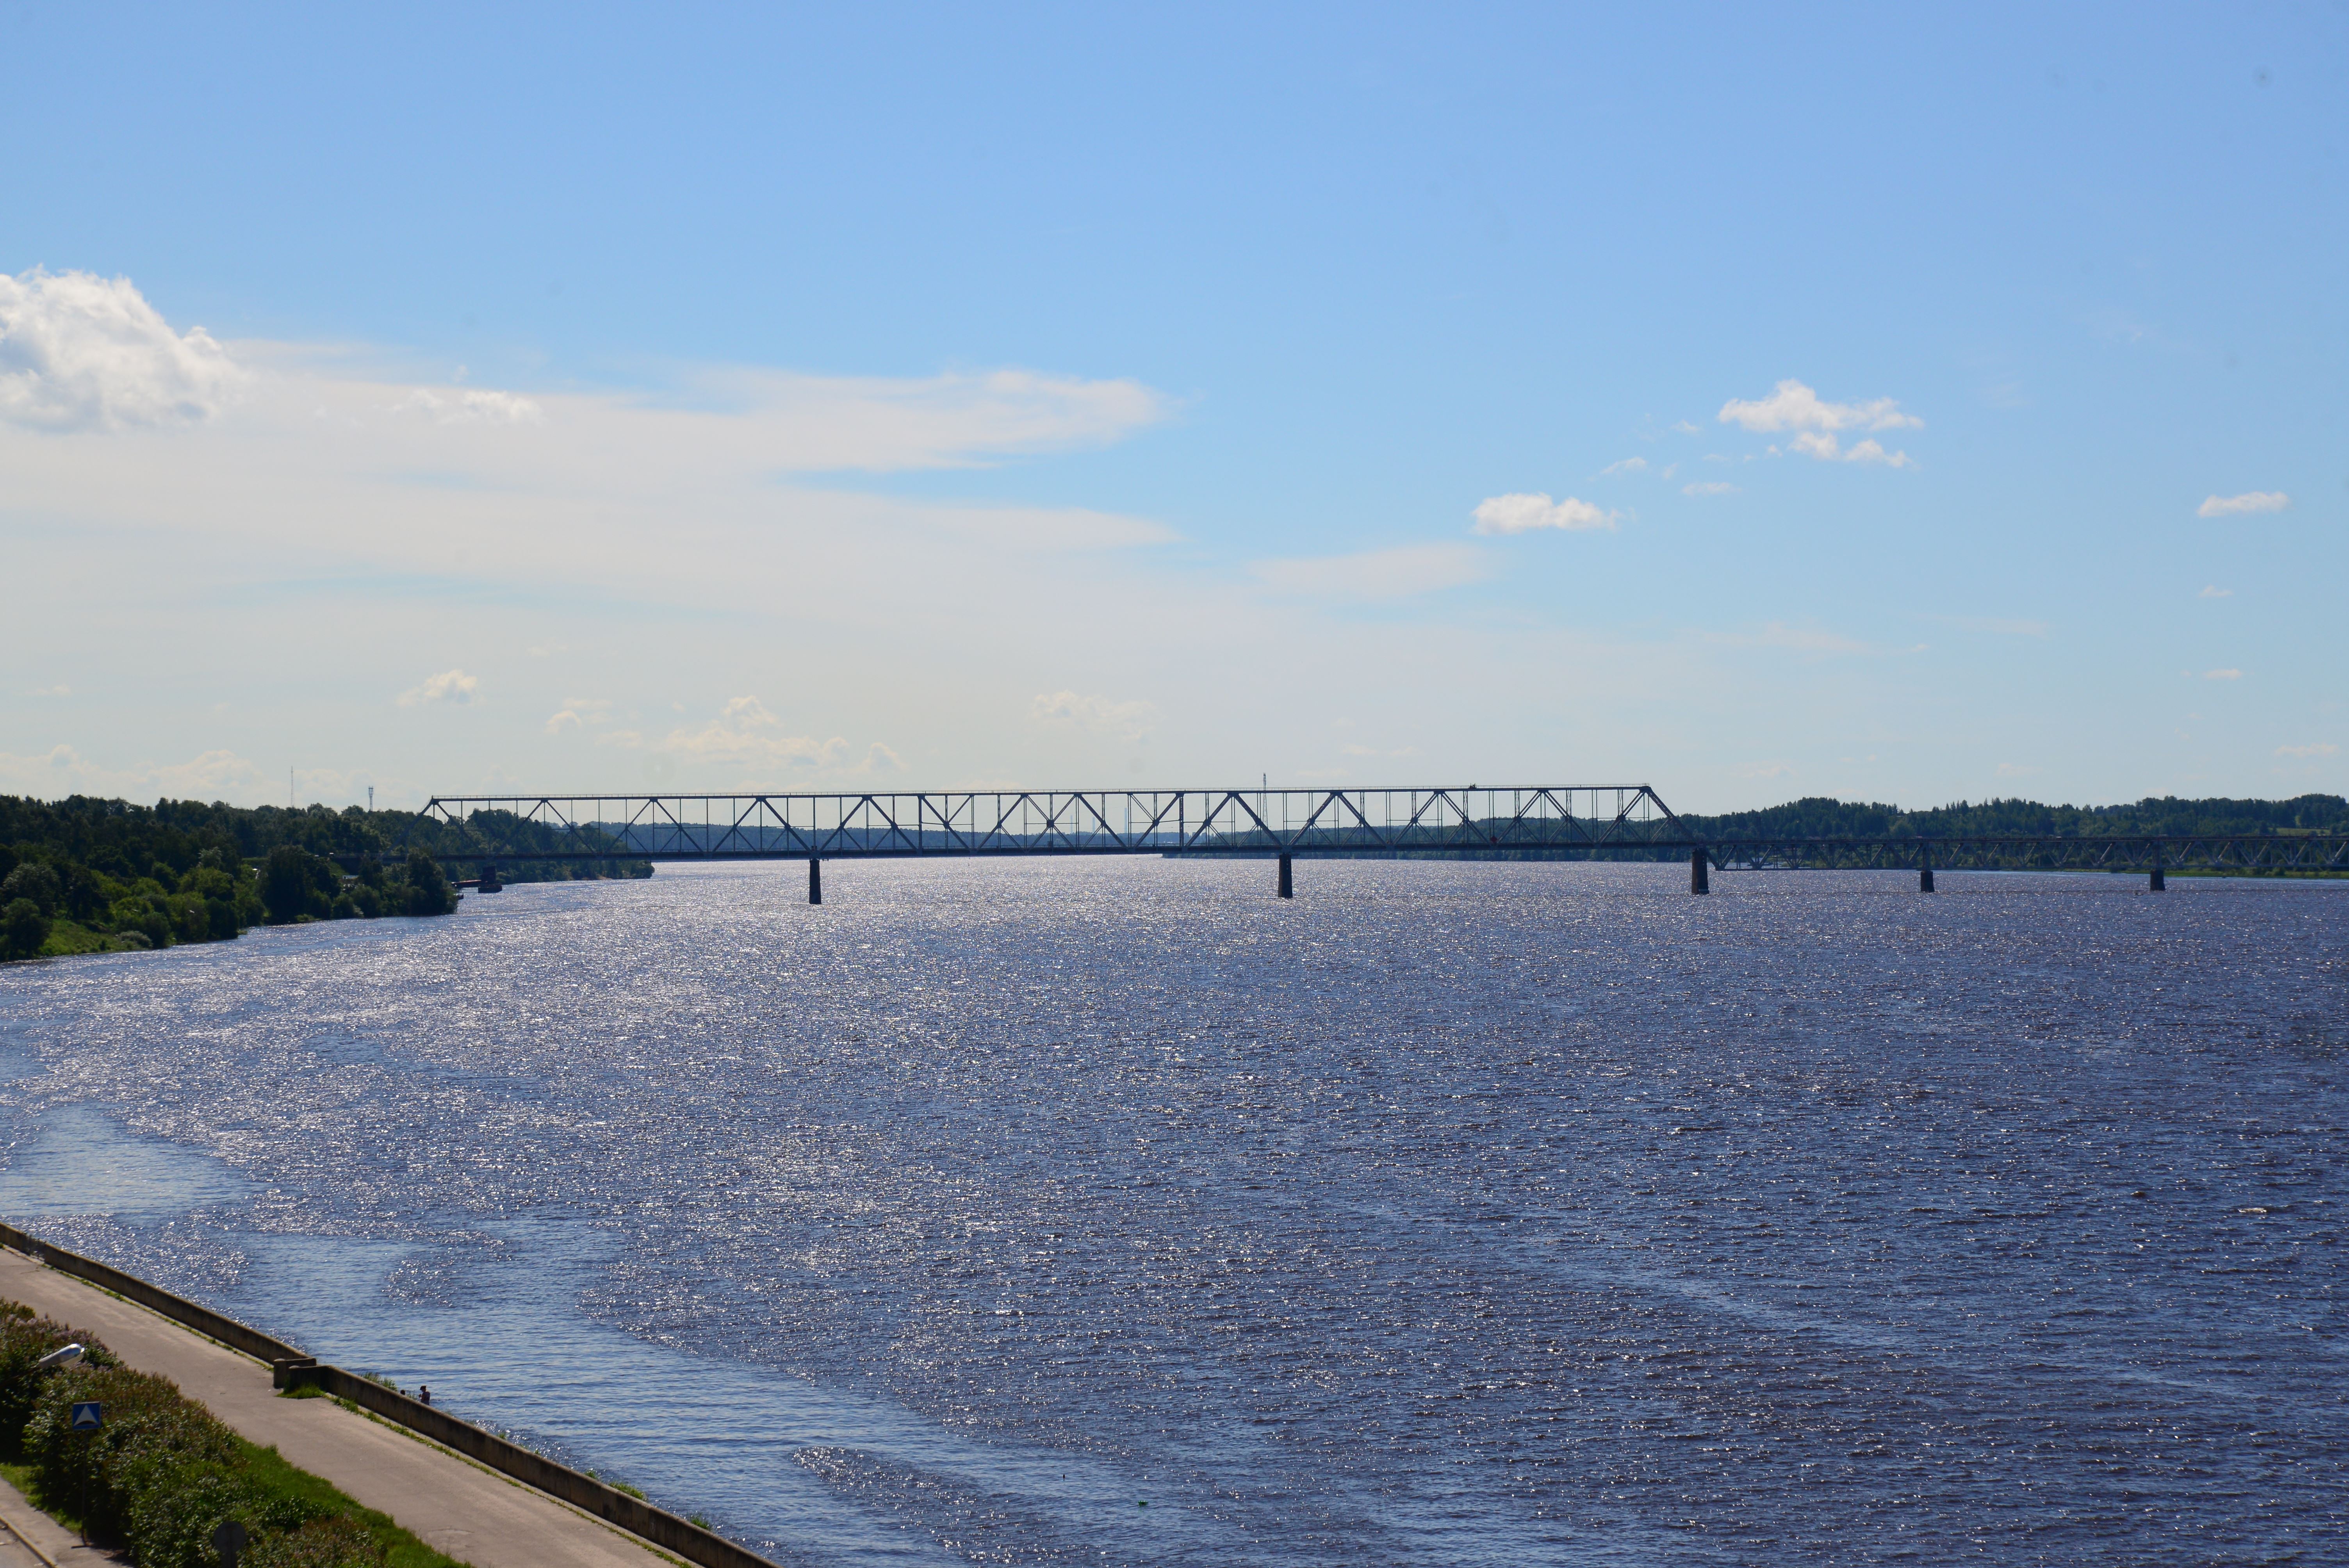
[0, 1247, 686, 1568]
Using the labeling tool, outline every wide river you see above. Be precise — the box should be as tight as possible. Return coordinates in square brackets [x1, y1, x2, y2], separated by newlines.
[0, 859, 2340, 1564]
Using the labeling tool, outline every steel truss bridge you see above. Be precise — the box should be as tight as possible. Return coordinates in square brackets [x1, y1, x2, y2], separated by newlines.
[415, 786, 1686, 861]
[409, 786, 2347, 899]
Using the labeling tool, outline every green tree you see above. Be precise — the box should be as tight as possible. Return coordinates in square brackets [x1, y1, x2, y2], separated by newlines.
[0, 862, 60, 918]
[261, 846, 314, 925]
[2, 899, 48, 960]
[403, 851, 454, 916]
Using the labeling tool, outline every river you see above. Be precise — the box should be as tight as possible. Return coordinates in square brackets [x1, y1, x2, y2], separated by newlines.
[0, 858, 2341, 1564]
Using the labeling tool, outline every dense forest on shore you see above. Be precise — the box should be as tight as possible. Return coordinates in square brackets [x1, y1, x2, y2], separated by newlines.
[0, 795, 650, 961]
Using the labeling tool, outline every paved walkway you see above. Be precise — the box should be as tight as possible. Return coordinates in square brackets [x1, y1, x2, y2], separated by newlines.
[0, 1248, 671, 1568]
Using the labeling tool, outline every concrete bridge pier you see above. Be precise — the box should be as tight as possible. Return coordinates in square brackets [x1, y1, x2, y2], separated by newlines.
[1277, 853, 1293, 899]
[2150, 859, 2165, 892]
[1690, 848, 1709, 894]
[809, 855, 823, 905]
[1919, 862, 1935, 893]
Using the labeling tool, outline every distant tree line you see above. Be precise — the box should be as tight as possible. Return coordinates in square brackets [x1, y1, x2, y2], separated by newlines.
[1198, 792, 2349, 866]
[0, 795, 645, 962]
[1676, 793, 2349, 841]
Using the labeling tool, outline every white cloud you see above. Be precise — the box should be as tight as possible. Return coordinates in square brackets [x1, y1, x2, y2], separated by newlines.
[1671, 420, 1700, 435]
[393, 387, 544, 424]
[2198, 491, 2288, 517]
[397, 668, 480, 706]
[1031, 690, 1158, 742]
[1721, 379, 1919, 465]
[544, 696, 613, 735]
[1470, 492, 1618, 535]
[2276, 743, 2338, 758]
[1682, 481, 1738, 497]
[1252, 542, 1489, 599]
[0, 743, 269, 801]
[2198, 585, 2232, 599]
[0, 267, 243, 432]
[653, 697, 850, 771]
[1734, 760, 1793, 779]
[1721, 379, 1921, 435]
[1787, 431, 1914, 466]
[1600, 456, 1647, 475]
[2204, 668, 2243, 681]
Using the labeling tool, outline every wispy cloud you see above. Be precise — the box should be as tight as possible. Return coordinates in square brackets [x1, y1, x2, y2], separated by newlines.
[393, 387, 544, 424]
[1995, 762, 2040, 777]
[1682, 481, 1737, 497]
[1254, 543, 1489, 599]
[1470, 493, 1618, 534]
[2204, 668, 2243, 681]
[2198, 585, 2232, 599]
[0, 267, 244, 431]
[544, 696, 613, 735]
[2276, 743, 2338, 758]
[1713, 622, 1884, 657]
[0, 743, 269, 800]
[397, 668, 479, 706]
[652, 697, 850, 772]
[1933, 615, 2049, 638]
[1031, 690, 1158, 743]
[1600, 456, 1647, 475]
[1720, 379, 1919, 465]
[2198, 491, 2288, 517]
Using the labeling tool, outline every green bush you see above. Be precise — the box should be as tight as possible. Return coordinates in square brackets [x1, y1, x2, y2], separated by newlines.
[0, 1305, 117, 1456]
[26, 1364, 245, 1548]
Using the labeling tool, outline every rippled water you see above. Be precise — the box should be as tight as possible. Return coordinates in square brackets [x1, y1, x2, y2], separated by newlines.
[0, 858, 2342, 1564]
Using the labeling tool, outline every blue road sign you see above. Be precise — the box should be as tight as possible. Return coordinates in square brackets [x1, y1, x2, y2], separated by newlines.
[69, 1401, 102, 1433]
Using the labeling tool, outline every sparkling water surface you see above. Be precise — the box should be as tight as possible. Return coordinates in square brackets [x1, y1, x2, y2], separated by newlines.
[0, 858, 2342, 1564]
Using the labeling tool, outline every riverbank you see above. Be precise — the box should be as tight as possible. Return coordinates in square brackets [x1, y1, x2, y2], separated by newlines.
[0, 1248, 675, 1568]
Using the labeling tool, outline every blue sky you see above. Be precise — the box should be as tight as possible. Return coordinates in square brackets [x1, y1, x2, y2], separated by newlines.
[3, 4, 2342, 812]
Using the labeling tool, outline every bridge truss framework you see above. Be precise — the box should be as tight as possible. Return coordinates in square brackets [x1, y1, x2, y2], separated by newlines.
[413, 785, 1688, 859]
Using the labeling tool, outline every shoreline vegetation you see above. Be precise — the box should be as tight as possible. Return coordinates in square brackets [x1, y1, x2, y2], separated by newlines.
[0, 796, 652, 962]
[3, 791, 2341, 964]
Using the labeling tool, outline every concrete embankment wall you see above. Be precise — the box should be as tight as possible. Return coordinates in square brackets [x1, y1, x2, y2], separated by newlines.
[0, 1222, 776, 1568]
